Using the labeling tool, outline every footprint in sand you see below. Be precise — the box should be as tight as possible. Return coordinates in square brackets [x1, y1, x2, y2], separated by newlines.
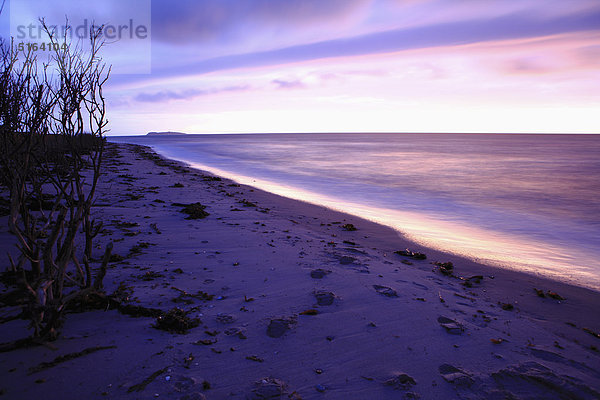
[373, 285, 398, 297]
[314, 291, 336, 306]
[310, 269, 331, 279]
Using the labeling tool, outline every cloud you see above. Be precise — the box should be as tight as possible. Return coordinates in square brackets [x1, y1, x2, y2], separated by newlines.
[146, 8, 600, 79]
[150, 0, 371, 45]
[134, 84, 249, 102]
[575, 44, 600, 65]
[504, 57, 552, 75]
[272, 79, 305, 90]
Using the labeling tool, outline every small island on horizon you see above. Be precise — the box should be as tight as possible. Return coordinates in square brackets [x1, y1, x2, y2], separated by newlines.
[146, 131, 187, 136]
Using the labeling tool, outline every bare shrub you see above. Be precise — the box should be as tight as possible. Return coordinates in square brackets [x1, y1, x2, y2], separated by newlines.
[0, 21, 112, 342]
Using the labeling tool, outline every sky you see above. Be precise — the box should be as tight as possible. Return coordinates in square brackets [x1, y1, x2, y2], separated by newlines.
[5, 0, 600, 135]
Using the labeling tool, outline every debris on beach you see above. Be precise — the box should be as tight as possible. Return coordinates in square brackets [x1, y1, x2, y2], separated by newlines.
[149, 222, 162, 234]
[384, 373, 417, 390]
[434, 261, 454, 275]
[437, 316, 464, 334]
[373, 284, 398, 297]
[341, 223, 357, 231]
[310, 269, 331, 279]
[266, 318, 295, 338]
[109, 253, 125, 263]
[194, 339, 217, 346]
[127, 366, 169, 393]
[453, 293, 475, 302]
[582, 327, 600, 339]
[300, 309, 319, 315]
[546, 291, 565, 300]
[183, 354, 194, 369]
[461, 275, 483, 287]
[533, 288, 565, 300]
[249, 377, 295, 400]
[138, 271, 164, 281]
[246, 355, 264, 362]
[499, 302, 514, 311]
[438, 292, 445, 303]
[239, 199, 258, 207]
[154, 308, 200, 333]
[129, 241, 153, 255]
[28, 345, 117, 374]
[314, 291, 336, 306]
[394, 249, 427, 260]
[202, 175, 221, 181]
[118, 304, 164, 318]
[174, 202, 210, 219]
[113, 220, 139, 229]
[224, 327, 247, 339]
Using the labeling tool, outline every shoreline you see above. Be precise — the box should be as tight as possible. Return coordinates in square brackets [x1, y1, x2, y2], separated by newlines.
[146, 140, 600, 298]
[1, 142, 599, 399]
[113, 133, 600, 292]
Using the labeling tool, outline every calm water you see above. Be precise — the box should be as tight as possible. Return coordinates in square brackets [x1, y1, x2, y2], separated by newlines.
[111, 133, 600, 290]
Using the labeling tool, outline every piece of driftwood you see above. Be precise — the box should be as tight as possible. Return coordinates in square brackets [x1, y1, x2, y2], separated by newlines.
[127, 366, 169, 393]
[28, 345, 116, 374]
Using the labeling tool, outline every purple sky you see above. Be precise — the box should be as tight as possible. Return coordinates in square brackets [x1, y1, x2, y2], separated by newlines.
[7, 0, 600, 134]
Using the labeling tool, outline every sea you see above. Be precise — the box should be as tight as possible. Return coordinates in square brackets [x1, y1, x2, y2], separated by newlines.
[111, 133, 600, 290]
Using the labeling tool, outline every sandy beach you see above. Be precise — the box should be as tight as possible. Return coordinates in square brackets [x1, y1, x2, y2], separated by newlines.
[1, 142, 599, 399]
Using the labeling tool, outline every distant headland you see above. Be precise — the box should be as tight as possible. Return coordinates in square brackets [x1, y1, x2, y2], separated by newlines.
[146, 131, 187, 136]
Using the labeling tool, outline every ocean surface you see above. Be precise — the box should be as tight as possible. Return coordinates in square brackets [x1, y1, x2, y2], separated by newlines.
[111, 133, 600, 290]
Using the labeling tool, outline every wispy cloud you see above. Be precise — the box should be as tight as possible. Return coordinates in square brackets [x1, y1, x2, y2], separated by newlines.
[134, 85, 250, 103]
[272, 79, 305, 90]
[504, 57, 552, 75]
[575, 44, 600, 66]
[151, 0, 371, 45]
[143, 7, 600, 81]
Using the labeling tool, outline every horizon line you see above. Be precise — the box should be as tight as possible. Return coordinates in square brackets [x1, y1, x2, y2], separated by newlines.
[108, 131, 600, 137]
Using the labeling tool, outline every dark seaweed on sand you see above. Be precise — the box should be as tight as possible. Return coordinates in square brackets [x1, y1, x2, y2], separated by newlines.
[173, 202, 210, 219]
[154, 308, 200, 333]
